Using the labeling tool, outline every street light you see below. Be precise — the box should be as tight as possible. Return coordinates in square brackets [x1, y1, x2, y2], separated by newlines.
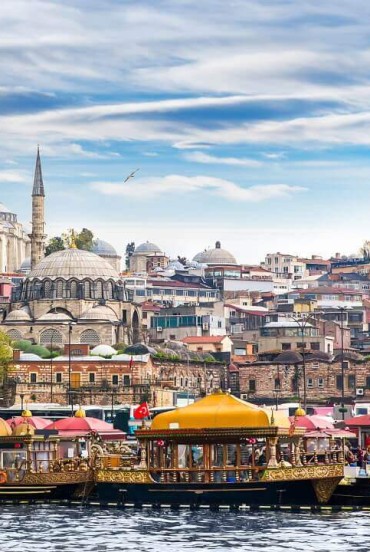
[337, 306, 348, 421]
[290, 313, 315, 411]
[67, 321, 76, 412]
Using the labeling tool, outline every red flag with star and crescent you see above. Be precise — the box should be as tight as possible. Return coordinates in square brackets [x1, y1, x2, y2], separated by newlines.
[133, 402, 150, 420]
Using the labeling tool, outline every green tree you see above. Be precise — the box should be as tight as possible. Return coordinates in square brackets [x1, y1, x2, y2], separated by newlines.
[360, 240, 370, 260]
[75, 228, 94, 251]
[125, 242, 135, 270]
[45, 236, 65, 257]
[0, 332, 13, 384]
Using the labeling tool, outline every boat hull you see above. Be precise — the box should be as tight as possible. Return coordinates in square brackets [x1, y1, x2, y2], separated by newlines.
[95, 478, 342, 507]
[330, 478, 370, 506]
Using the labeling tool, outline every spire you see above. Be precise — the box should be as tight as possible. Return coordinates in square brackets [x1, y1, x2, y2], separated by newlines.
[32, 146, 45, 197]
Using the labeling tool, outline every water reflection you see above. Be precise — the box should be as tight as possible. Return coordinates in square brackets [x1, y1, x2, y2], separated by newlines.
[0, 505, 368, 552]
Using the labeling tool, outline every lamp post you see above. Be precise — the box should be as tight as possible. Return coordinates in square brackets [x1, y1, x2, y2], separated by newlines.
[50, 330, 55, 403]
[67, 321, 76, 412]
[338, 306, 348, 421]
[290, 313, 313, 411]
[273, 388, 281, 410]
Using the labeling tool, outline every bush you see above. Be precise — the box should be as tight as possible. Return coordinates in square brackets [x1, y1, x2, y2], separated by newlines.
[28, 345, 51, 358]
[12, 339, 33, 352]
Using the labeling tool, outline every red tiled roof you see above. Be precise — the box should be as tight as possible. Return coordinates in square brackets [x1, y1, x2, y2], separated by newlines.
[291, 287, 363, 296]
[182, 336, 226, 344]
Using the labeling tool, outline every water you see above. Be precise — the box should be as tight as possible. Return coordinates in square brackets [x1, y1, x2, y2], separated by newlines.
[0, 505, 369, 552]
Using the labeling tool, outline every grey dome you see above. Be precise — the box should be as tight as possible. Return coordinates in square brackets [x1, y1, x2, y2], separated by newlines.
[19, 257, 31, 273]
[5, 307, 32, 322]
[168, 260, 185, 271]
[80, 305, 118, 322]
[28, 248, 120, 280]
[193, 241, 237, 266]
[92, 239, 118, 257]
[133, 241, 162, 254]
[37, 310, 73, 322]
[0, 203, 11, 214]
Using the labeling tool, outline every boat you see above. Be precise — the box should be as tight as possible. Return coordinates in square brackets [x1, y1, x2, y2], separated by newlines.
[94, 391, 344, 507]
[0, 412, 94, 502]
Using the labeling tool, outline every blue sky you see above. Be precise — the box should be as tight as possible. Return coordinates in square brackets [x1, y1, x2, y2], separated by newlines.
[1, 0, 370, 263]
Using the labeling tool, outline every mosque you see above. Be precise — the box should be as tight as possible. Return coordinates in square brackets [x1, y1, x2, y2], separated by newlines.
[2, 150, 141, 348]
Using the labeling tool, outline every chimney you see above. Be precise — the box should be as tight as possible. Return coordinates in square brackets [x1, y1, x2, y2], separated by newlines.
[13, 349, 21, 361]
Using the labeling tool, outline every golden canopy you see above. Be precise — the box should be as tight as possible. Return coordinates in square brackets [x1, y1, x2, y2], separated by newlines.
[151, 392, 291, 431]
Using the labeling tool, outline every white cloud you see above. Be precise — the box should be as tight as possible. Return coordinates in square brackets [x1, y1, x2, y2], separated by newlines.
[184, 151, 262, 167]
[90, 174, 306, 202]
[0, 170, 30, 184]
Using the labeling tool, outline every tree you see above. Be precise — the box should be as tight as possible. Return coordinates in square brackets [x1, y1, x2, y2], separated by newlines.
[360, 240, 370, 260]
[177, 255, 188, 266]
[45, 236, 65, 257]
[75, 228, 94, 251]
[0, 332, 13, 384]
[125, 242, 135, 270]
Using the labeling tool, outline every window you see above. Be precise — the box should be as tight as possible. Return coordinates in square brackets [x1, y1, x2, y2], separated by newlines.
[274, 378, 281, 390]
[30, 373, 37, 383]
[311, 342, 320, 351]
[318, 377, 324, 388]
[89, 372, 95, 383]
[55, 373, 62, 383]
[336, 375, 343, 391]
[80, 329, 101, 346]
[343, 361, 350, 370]
[197, 347, 203, 352]
[312, 362, 319, 369]
[307, 378, 314, 389]
[366, 376, 370, 389]
[112, 375, 119, 385]
[6, 329, 23, 340]
[248, 379, 256, 393]
[123, 375, 130, 386]
[282, 343, 291, 350]
[348, 375, 356, 390]
[40, 328, 63, 348]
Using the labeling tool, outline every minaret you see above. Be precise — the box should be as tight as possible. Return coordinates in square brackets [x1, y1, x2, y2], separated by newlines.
[29, 146, 46, 269]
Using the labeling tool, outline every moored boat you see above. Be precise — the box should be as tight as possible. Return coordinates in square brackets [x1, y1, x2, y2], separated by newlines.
[0, 415, 94, 501]
[94, 391, 344, 507]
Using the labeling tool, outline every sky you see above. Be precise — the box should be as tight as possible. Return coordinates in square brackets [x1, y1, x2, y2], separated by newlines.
[1, 0, 370, 264]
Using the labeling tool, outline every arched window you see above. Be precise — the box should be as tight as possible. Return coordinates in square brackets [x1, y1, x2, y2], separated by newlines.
[106, 281, 114, 299]
[84, 280, 91, 298]
[80, 329, 101, 346]
[40, 329, 63, 348]
[55, 279, 64, 298]
[70, 280, 78, 298]
[95, 280, 103, 299]
[43, 279, 52, 298]
[6, 329, 23, 341]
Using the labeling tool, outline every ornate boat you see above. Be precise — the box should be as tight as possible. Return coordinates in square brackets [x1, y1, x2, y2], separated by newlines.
[0, 416, 93, 501]
[94, 392, 344, 507]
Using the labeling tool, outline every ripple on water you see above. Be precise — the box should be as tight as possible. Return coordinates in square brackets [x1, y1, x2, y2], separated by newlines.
[1, 506, 370, 552]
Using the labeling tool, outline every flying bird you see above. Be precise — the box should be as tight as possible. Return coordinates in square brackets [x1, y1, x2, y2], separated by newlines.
[123, 168, 140, 183]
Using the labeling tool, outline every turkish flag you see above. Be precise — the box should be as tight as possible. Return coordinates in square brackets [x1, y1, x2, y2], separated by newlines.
[133, 402, 150, 419]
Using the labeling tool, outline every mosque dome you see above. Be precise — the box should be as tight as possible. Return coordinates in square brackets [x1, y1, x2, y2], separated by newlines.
[5, 307, 32, 322]
[92, 239, 118, 258]
[80, 305, 118, 322]
[27, 248, 120, 281]
[19, 257, 31, 274]
[37, 310, 73, 322]
[91, 344, 117, 356]
[0, 203, 11, 214]
[192, 241, 237, 266]
[133, 242, 162, 255]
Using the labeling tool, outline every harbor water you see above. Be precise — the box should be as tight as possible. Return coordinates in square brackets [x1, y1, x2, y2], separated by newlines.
[0, 505, 370, 551]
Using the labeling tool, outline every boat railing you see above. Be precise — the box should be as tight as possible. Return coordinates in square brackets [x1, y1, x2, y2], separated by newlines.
[148, 467, 265, 483]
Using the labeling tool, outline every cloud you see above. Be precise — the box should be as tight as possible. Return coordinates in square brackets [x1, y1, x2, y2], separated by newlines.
[183, 151, 262, 167]
[90, 174, 306, 202]
[0, 170, 30, 184]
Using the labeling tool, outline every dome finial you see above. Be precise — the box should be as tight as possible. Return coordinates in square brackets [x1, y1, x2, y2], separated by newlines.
[69, 229, 77, 249]
[75, 406, 86, 418]
[215, 241, 221, 249]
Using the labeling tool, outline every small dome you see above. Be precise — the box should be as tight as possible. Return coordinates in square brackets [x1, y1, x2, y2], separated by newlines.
[193, 241, 237, 266]
[295, 407, 306, 417]
[92, 239, 118, 257]
[38, 310, 73, 322]
[275, 351, 304, 365]
[80, 305, 118, 322]
[21, 409, 32, 418]
[133, 241, 162, 254]
[167, 260, 185, 271]
[91, 344, 117, 356]
[0, 418, 11, 437]
[13, 422, 35, 436]
[75, 407, 86, 418]
[5, 307, 32, 322]
[0, 203, 11, 214]
[19, 257, 31, 273]
[20, 353, 42, 361]
[28, 248, 120, 280]
[125, 343, 152, 355]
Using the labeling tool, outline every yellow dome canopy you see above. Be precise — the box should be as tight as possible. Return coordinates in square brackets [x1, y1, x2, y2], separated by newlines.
[22, 409, 32, 418]
[295, 407, 306, 417]
[151, 391, 290, 431]
[0, 418, 11, 437]
[13, 422, 35, 436]
[75, 407, 86, 418]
